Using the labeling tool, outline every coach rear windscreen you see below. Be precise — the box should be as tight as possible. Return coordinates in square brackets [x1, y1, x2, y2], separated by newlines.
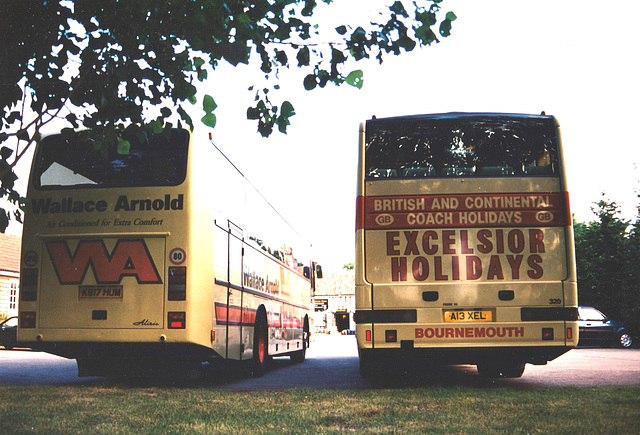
[35, 129, 190, 188]
[365, 114, 559, 179]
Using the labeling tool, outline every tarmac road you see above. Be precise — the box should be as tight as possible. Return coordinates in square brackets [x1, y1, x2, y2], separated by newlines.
[1, 334, 639, 388]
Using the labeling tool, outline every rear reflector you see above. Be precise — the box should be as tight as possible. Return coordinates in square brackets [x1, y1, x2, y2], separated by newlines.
[567, 327, 573, 340]
[366, 330, 372, 341]
[20, 312, 36, 328]
[168, 312, 186, 329]
[168, 267, 186, 300]
[21, 268, 38, 301]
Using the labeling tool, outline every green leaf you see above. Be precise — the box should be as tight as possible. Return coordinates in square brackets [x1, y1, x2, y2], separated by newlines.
[117, 139, 130, 155]
[0, 210, 9, 233]
[16, 129, 29, 141]
[345, 70, 364, 89]
[389, 1, 408, 17]
[397, 35, 417, 52]
[277, 101, 296, 133]
[317, 70, 330, 88]
[415, 25, 437, 45]
[416, 10, 437, 26]
[439, 19, 453, 37]
[302, 0, 317, 16]
[297, 46, 310, 66]
[223, 41, 250, 66]
[439, 12, 457, 37]
[6, 111, 21, 124]
[303, 74, 317, 91]
[203, 94, 217, 114]
[201, 112, 217, 128]
[1, 170, 18, 190]
[177, 107, 193, 130]
[247, 106, 260, 120]
[1, 146, 13, 160]
[280, 101, 295, 118]
[275, 50, 288, 66]
[258, 121, 273, 137]
[336, 25, 347, 35]
[194, 57, 205, 68]
[151, 120, 163, 134]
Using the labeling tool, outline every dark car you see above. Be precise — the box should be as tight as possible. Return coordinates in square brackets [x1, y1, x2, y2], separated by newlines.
[578, 307, 633, 348]
[0, 316, 18, 350]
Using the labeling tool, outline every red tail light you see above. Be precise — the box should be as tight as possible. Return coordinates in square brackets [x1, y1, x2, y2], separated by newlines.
[20, 312, 36, 328]
[168, 312, 186, 329]
[21, 268, 38, 301]
[168, 267, 186, 300]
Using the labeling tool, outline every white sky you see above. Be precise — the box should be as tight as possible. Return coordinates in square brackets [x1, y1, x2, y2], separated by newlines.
[7, 0, 640, 273]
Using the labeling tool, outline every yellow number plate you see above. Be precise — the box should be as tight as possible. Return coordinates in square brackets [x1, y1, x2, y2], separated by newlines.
[79, 285, 123, 299]
[444, 310, 492, 322]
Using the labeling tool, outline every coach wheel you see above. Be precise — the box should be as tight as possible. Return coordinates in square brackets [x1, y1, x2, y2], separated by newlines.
[617, 332, 633, 349]
[250, 311, 269, 377]
[290, 317, 309, 363]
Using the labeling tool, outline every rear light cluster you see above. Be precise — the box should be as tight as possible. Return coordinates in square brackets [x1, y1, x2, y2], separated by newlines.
[168, 267, 186, 300]
[385, 330, 397, 343]
[21, 268, 38, 301]
[20, 312, 36, 328]
[168, 312, 185, 329]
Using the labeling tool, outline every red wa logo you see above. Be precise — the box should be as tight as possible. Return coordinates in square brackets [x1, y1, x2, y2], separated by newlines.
[46, 239, 162, 285]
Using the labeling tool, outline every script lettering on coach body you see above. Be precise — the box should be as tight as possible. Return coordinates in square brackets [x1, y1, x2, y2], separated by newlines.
[31, 194, 184, 214]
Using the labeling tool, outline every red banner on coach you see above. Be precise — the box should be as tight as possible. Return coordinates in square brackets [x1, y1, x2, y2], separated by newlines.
[364, 193, 569, 230]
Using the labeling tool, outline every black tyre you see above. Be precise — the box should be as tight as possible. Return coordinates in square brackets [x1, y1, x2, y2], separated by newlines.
[250, 310, 269, 377]
[290, 317, 309, 363]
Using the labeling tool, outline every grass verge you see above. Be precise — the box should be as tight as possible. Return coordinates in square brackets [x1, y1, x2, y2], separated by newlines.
[1, 385, 638, 434]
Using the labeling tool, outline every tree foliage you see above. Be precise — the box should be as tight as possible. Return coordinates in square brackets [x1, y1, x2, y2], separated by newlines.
[574, 198, 640, 336]
[0, 0, 456, 232]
